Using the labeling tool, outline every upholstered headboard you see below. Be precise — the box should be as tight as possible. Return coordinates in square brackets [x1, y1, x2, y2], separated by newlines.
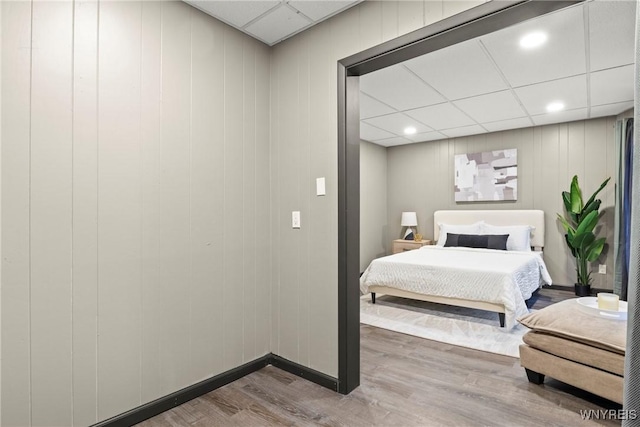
[433, 210, 545, 249]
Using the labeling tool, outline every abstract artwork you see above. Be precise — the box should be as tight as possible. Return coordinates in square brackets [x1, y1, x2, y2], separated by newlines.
[454, 149, 517, 202]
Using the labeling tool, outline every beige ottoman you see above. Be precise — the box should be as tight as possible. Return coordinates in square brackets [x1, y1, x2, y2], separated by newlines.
[518, 299, 626, 404]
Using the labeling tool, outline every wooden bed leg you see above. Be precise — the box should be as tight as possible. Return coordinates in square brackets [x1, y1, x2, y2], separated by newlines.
[525, 368, 545, 384]
[498, 313, 505, 327]
[371, 292, 376, 304]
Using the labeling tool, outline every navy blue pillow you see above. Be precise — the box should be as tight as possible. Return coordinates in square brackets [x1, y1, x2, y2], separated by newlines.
[444, 233, 509, 250]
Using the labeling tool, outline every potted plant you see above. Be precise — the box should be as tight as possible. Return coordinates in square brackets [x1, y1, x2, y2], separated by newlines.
[557, 175, 610, 296]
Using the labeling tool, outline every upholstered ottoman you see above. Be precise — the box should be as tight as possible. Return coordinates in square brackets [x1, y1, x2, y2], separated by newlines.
[518, 299, 626, 404]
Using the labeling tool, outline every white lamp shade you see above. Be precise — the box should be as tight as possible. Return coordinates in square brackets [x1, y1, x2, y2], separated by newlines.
[401, 211, 418, 227]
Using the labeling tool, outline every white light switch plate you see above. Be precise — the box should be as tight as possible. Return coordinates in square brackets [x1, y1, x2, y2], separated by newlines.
[292, 211, 301, 229]
[599, 264, 606, 274]
[316, 177, 326, 196]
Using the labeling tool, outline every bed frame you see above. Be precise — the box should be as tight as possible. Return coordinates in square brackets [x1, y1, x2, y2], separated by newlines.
[369, 210, 545, 327]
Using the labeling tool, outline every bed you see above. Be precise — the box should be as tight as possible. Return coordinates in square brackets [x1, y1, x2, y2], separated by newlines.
[359, 210, 552, 329]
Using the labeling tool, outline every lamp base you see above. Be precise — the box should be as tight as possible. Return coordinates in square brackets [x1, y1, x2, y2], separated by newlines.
[403, 227, 414, 241]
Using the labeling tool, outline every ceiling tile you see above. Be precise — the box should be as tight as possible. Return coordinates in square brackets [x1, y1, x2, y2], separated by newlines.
[363, 113, 433, 136]
[359, 64, 445, 111]
[481, 4, 586, 87]
[244, 4, 311, 45]
[288, 1, 359, 21]
[439, 125, 487, 138]
[360, 93, 397, 119]
[405, 103, 476, 130]
[531, 108, 588, 126]
[588, 0, 636, 71]
[590, 65, 634, 107]
[404, 39, 508, 100]
[514, 75, 587, 116]
[186, 1, 279, 28]
[453, 91, 526, 124]
[374, 136, 416, 147]
[482, 117, 534, 133]
[590, 101, 634, 119]
[360, 122, 395, 142]
[405, 131, 448, 143]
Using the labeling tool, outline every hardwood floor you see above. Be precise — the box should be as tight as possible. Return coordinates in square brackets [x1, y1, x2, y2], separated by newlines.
[139, 287, 621, 426]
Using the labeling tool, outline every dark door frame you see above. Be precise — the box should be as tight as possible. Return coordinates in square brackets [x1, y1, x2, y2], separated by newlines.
[336, 0, 582, 394]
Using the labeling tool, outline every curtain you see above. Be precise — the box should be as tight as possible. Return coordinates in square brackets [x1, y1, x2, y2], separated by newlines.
[615, 118, 634, 300]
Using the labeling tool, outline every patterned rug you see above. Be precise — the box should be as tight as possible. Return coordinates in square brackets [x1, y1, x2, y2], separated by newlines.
[360, 294, 531, 357]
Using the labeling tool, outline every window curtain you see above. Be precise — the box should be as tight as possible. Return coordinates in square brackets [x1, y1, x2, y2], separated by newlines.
[614, 118, 634, 300]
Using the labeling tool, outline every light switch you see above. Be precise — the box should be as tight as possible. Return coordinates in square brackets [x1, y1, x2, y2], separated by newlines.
[316, 177, 326, 196]
[292, 211, 301, 229]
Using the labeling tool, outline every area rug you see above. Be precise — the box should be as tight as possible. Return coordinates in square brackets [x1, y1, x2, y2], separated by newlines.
[360, 294, 531, 357]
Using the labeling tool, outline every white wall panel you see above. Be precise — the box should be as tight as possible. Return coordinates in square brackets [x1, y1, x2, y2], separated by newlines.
[72, 0, 99, 424]
[140, 0, 163, 404]
[30, 3, 74, 425]
[97, 1, 143, 418]
[2, 1, 271, 424]
[1, 2, 32, 426]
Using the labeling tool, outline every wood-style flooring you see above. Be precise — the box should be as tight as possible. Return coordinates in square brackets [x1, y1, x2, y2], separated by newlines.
[139, 288, 621, 426]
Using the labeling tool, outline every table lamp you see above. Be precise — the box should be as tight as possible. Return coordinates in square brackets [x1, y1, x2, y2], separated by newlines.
[401, 212, 418, 240]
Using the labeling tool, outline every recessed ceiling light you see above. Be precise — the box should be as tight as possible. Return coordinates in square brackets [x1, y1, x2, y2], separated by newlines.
[546, 101, 565, 113]
[404, 126, 417, 135]
[519, 32, 547, 49]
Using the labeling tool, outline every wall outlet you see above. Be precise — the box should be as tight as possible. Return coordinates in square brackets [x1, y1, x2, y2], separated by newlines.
[598, 264, 607, 274]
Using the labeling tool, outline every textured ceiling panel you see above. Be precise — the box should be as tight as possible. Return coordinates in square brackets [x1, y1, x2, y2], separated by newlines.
[514, 75, 587, 116]
[588, 0, 636, 71]
[360, 122, 395, 142]
[360, 65, 445, 111]
[405, 103, 476, 131]
[482, 117, 534, 133]
[363, 113, 433, 136]
[245, 5, 311, 45]
[288, 0, 356, 21]
[453, 91, 526, 124]
[439, 125, 488, 139]
[404, 39, 508, 100]
[531, 108, 588, 126]
[187, 1, 279, 28]
[360, 93, 396, 120]
[481, 4, 586, 87]
[590, 65, 635, 107]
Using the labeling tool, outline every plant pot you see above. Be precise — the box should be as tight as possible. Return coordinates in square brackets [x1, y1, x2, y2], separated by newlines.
[574, 283, 591, 297]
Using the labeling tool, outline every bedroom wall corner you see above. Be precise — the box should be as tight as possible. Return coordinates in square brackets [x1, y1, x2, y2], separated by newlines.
[360, 140, 388, 272]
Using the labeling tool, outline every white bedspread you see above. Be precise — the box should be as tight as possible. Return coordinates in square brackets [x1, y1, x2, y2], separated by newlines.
[360, 246, 552, 329]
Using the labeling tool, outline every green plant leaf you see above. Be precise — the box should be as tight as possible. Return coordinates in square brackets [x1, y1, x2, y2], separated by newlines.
[570, 175, 583, 213]
[575, 210, 599, 235]
[586, 237, 606, 262]
[562, 191, 572, 213]
[583, 177, 610, 211]
[573, 232, 595, 252]
[557, 214, 575, 235]
[564, 234, 577, 258]
[581, 199, 601, 220]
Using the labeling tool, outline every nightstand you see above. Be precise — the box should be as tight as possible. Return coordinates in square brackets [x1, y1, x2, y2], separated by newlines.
[392, 239, 433, 254]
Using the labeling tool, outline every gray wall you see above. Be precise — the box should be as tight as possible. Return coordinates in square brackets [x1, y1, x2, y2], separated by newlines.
[360, 140, 388, 272]
[269, 0, 485, 378]
[385, 117, 617, 289]
[1, 1, 270, 425]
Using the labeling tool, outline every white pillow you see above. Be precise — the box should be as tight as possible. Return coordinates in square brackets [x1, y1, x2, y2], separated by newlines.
[482, 223, 534, 252]
[436, 221, 484, 246]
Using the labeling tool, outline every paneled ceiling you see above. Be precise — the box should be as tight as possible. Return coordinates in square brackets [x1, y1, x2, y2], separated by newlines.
[184, 0, 362, 46]
[360, 0, 636, 147]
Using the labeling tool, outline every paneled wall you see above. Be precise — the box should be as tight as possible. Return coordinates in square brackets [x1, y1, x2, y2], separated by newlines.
[270, 0, 486, 377]
[360, 140, 388, 272]
[1, 1, 270, 425]
[385, 117, 617, 289]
